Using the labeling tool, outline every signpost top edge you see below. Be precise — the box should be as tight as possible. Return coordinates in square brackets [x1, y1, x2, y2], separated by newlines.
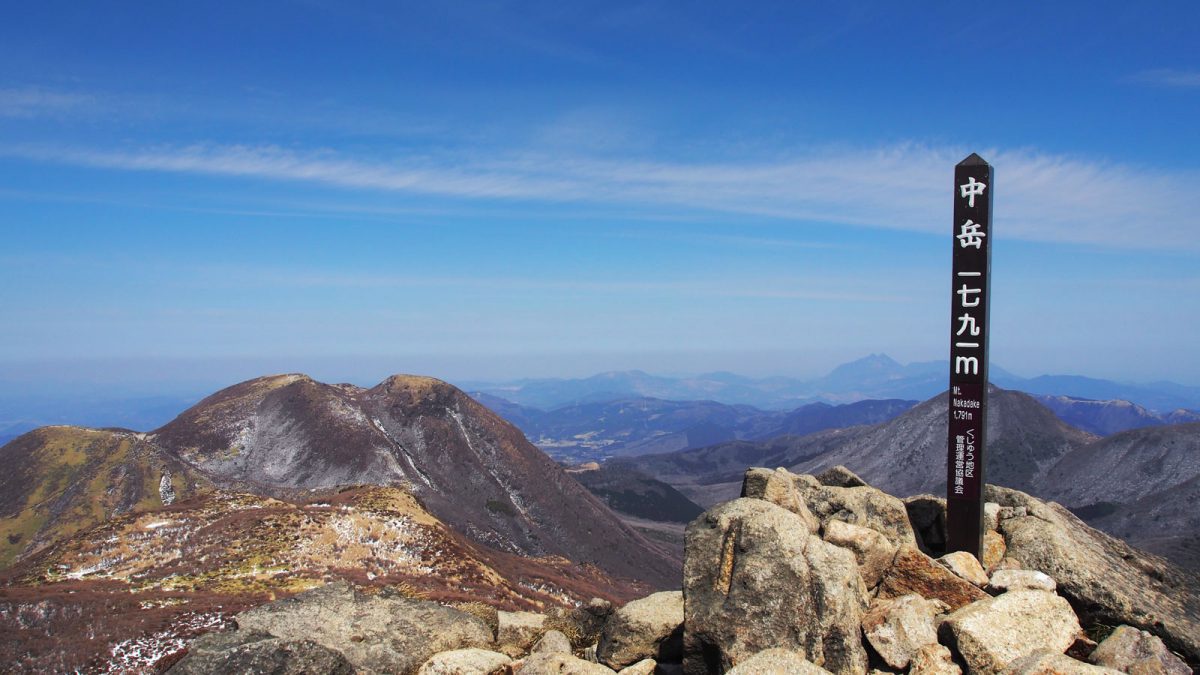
[957, 153, 990, 168]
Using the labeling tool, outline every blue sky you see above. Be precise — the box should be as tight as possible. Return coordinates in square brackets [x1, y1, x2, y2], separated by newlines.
[2, 1, 1198, 390]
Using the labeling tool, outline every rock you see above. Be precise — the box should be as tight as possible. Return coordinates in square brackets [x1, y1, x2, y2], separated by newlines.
[861, 594, 948, 670]
[816, 465, 868, 488]
[822, 519, 898, 589]
[876, 545, 989, 611]
[616, 659, 656, 675]
[682, 498, 867, 675]
[418, 648, 512, 675]
[452, 602, 501, 640]
[546, 599, 613, 649]
[232, 582, 493, 675]
[984, 502, 1001, 532]
[725, 648, 831, 674]
[597, 591, 683, 670]
[987, 570, 1056, 594]
[1066, 636, 1099, 662]
[167, 630, 355, 674]
[741, 468, 820, 532]
[937, 551, 989, 587]
[1002, 650, 1122, 674]
[801, 484, 917, 548]
[909, 644, 962, 675]
[532, 631, 573, 656]
[982, 530, 1007, 572]
[518, 653, 616, 674]
[987, 484, 1200, 663]
[497, 611, 549, 657]
[1089, 625, 1192, 675]
[941, 589, 1082, 674]
[905, 495, 947, 555]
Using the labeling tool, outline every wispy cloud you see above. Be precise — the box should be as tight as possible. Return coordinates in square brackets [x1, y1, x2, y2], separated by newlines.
[0, 87, 94, 118]
[5, 142, 1199, 251]
[1127, 68, 1200, 88]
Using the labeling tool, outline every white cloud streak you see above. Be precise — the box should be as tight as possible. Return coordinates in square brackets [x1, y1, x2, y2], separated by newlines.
[5, 142, 1199, 251]
[1128, 68, 1200, 88]
[0, 87, 94, 118]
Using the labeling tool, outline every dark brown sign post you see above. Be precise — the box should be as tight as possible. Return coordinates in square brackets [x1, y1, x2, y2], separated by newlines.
[946, 153, 993, 559]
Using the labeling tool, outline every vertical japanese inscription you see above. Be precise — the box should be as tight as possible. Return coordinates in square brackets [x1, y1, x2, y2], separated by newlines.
[946, 153, 993, 559]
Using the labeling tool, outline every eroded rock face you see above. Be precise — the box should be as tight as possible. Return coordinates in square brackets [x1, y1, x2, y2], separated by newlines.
[941, 589, 1081, 674]
[741, 468, 820, 533]
[937, 551, 989, 587]
[876, 545, 989, 611]
[616, 659, 657, 675]
[816, 465, 869, 489]
[1002, 650, 1122, 674]
[1088, 625, 1192, 675]
[518, 652, 616, 675]
[987, 484, 1200, 664]
[861, 594, 947, 670]
[530, 630, 573, 657]
[909, 643, 961, 675]
[724, 648, 831, 674]
[418, 648, 512, 675]
[800, 483, 917, 549]
[682, 498, 867, 675]
[232, 582, 493, 675]
[166, 630, 355, 675]
[822, 519, 898, 590]
[597, 590, 684, 670]
[987, 569, 1056, 594]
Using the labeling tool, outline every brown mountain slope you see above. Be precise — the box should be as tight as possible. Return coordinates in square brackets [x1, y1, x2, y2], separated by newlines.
[0, 426, 213, 567]
[788, 387, 1098, 496]
[0, 484, 647, 673]
[151, 373, 679, 587]
[1036, 421, 1200, 506]
[627, 387, 1097, 505]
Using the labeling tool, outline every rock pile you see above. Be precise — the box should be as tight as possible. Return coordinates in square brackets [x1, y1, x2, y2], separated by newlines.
[168, 467, 1198, 674]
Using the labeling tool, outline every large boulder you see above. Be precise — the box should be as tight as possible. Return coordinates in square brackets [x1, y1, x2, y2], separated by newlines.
[937, 551, 989, 587]
[822, 519, 898, 590]
[167, 630, 355, 674]
[1002, 651, 1121, 674]
[861, 594, 948, 670]
[724, 648, 831, 674]
[940, 589, 1082, 674]
[800, 483, 917, 548]
[741, 468, 820, 532]
[987, 484, 1200, 664]
[1088, 625, 1192, 675]
[815, 465, 869, 488]
[418, 649, 512, 675]
[497, 611, 549, 657]
[876, 545, 989, 610]
[909, 644, 962, 675]
[597, 591, 684, 670]
[682, 498, 867, 675]
[518, 653, 616, 675]
[231, 582, 493, 675]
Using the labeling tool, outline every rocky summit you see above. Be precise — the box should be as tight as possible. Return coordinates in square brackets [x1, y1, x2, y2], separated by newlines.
[1, 374, 678, 588]
[130, 467, 1200, 674]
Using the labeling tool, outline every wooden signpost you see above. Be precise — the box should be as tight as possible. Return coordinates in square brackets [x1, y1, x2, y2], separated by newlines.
[946, 153, 993, 559]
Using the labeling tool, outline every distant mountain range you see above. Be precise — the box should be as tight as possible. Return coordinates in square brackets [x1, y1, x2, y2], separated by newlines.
[470, 392, 916, 462]
[616, 386, 1200, 571]
[462, 354, 1200, 413]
